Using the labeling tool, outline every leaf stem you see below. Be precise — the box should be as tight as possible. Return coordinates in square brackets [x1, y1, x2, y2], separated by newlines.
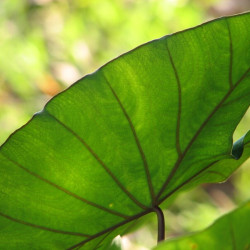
[154, 206, 165, 243]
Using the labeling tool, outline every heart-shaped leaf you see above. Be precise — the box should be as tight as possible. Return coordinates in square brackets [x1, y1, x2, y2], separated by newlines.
[0, 13, 249, 249]
[154, 201, 250, 250]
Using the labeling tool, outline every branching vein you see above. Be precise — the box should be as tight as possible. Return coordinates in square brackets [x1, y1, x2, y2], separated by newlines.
[156, 67, 250, 200]
[1, 153, 129, 219]
[166, 41, 182, 156]
[0, 211, 89, 237]
[102, 73, 156, 205]
[46, 111, 147, 210]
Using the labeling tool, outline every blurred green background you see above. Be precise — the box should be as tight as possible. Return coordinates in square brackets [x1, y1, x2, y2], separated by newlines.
[0, 0, 249, 249]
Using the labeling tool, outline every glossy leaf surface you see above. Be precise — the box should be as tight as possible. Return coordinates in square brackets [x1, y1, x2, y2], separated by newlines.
[155, 201, 250, 250]
[0, 13, 250, 249]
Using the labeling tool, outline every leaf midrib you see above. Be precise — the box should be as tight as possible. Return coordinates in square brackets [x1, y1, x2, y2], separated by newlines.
[165, 40, 182, 157]
[102, 72, 156, 205]
[45, 111, 147, 210]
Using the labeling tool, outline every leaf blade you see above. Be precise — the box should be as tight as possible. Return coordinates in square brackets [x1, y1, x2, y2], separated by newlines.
[0, 12, 249, 249]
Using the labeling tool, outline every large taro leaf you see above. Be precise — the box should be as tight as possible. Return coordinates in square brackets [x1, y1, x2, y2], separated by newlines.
[154, 201, 250, 250]
[0, 12, 250, 249]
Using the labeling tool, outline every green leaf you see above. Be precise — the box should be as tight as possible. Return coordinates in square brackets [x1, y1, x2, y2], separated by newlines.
[0, 13, 250, 249]
[154, 201, 250, 250]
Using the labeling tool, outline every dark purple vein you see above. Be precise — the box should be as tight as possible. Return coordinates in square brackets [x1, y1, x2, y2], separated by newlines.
[158, 160, 220, 204]
[67, 209, 152, 250]
[225, 19, 233, 88]
[156, 67, 250, 200]
[158, 139, 250, 204]
[102, 73, 156, 206]
[2, 153, 128, 219]
[166, 41, 182, 156]
[0, 211, 89, 237]
[46, 111, 147, 210]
